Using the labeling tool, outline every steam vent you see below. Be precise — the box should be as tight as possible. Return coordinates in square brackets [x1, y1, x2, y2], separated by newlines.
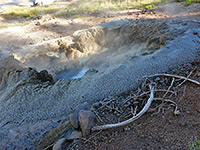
[0, 19, 200, 149]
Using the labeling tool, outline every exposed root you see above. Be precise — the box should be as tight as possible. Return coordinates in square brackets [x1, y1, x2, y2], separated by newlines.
[91, 85, 154, 132]
[147, 73, 200, 86]
[91, 72, 199, 133]
[176, 67, 197, 87]
[153, 98, 179, 115]
[162, 78, 175, 99]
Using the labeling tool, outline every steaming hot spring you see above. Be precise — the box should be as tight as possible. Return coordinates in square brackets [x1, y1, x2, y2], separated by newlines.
[2, 19, 198, 86]
[7, 19, 195, 82]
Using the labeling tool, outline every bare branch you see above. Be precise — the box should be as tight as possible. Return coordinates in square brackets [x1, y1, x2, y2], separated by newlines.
[176, 67, 197, 87]
[154, 98, 179, 115]
[91, 85, 154, 132]
[163, 78, 175, 99]
[147, 74, 200, 86]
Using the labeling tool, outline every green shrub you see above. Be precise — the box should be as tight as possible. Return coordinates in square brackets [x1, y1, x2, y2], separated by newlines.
[146, 4, 155, 9]
[184, 0, 192, 6]
[184, 0, 200, 6]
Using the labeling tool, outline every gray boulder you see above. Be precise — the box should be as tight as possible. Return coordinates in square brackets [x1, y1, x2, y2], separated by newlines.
[79, 110, 96, 137]
[70, 102, 90, 129]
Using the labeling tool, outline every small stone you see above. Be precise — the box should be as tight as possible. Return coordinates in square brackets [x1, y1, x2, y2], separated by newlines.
[140, 134, 146, 138]
[67, 130, 82, 140]
[93, 102, 101, 109]
[193, 31, 198, 35]
[155, 77, 161, 82]
[36, 21, 41, 26]
[186, 111, 190, 114]
[168, 120, 172, 124]
[53, 138, 68, 150]
[197, 72, 200, 77]
[79, 110, 96, 137]
[174, 110, 180, 116]
[70, 102, 90, 129]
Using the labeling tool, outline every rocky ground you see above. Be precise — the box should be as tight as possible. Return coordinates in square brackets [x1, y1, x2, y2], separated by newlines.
[0, 1, 199, 150]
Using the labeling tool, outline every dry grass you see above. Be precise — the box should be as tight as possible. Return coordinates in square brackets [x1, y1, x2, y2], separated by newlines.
[0, 0, 166, 19]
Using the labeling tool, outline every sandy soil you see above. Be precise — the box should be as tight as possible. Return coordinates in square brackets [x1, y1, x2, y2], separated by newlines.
[0, 2, 199, 150]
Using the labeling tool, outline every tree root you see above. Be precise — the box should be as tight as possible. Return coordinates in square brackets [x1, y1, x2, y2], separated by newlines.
[91, 85, 154, 132]
[91, 72, 200, 132]
[147, 73, 200, 86]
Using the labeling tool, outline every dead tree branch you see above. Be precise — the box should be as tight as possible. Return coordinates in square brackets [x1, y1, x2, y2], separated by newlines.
[147, 74, 200, 86]
[91, 85, 154, 132]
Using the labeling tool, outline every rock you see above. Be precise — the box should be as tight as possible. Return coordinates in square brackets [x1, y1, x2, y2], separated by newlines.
[0, 55, 22, 82]
[193, 31, 198, 35]
[35, 21, 41, 26]
[93, 102, 101, 109]
[70, 102, 90, 129]
[79, 110, 96, 137]
[67, 130, 82, 140]
[155, 77, 161, 82]
[53, 138, 68, 150]
[37, 70, 54, 83]
[0, 67, 54, 91]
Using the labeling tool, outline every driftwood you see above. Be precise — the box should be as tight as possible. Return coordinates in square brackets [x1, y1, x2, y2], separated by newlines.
[91, 85, 154, 132]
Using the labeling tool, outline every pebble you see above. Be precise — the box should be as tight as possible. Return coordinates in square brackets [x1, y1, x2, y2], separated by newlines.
[53, 138, 67, 150]
[186, 111, 190, 114]
[93, 102, 101, 109]
[193, 31, 198, 35]
[155, 77, 161, 82]
[67, 130, 82, 140]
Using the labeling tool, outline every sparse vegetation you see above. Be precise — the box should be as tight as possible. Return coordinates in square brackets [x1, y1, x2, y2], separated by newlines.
[1, 5, 64, 19]
[0, 22, 30, 30]
[189, 138, 200, 150]
[0, 0, 168, 20]
[184, 0, 200, 6]
[146, 4, 156, 9]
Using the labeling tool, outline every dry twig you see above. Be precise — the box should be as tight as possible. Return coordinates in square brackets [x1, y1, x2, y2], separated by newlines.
[147, 74, 200, 86]
[162, 78, 175, 99]
[176, 67, 197, 87]
[92, 110, 104, 123]
[154, 98, 179, 115]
